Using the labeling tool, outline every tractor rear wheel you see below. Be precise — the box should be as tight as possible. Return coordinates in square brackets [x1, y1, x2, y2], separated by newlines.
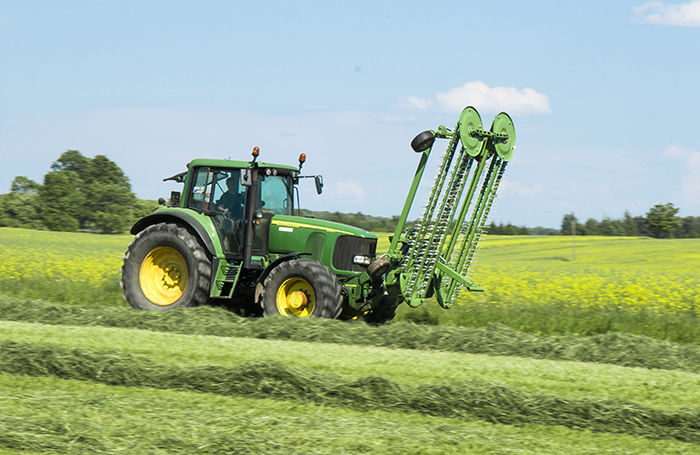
[260, 258, 343, 318]
[121, 223, 211, 310]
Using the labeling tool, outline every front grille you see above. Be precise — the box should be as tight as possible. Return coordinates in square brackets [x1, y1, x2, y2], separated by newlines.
[332, 236, 377, 272]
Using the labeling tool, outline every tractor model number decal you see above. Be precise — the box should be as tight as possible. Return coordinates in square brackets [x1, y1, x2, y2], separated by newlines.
[278, 226, 294, 233]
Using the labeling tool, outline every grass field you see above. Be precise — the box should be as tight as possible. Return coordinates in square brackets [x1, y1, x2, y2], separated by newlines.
[1, 314, 699, 453]
[0, 227, 698, 453]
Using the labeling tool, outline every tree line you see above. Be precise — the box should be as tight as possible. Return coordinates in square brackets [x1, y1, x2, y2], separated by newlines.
[1, 151, 698, 238]
[487, 203, 698, 238]
[0, 150, 155, 234]
[558, 203, 699, 238]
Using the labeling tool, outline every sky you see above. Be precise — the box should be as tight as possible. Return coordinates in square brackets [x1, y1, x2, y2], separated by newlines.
[1, 0, 699, 228]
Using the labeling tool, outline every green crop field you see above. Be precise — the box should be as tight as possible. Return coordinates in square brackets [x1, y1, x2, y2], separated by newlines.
[2, 227, 699, 341]
[1, 227, 699, 453]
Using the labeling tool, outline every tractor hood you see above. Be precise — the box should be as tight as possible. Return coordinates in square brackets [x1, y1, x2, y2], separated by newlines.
[267, 215, 377, 275]
[270, 215, 376, 239]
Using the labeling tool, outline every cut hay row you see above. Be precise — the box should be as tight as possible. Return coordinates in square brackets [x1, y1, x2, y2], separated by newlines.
[1, 296, 698, 373]
[5, 375, 697, 455]
[7, 320, 698, 411]
[1, 341, 699, 443]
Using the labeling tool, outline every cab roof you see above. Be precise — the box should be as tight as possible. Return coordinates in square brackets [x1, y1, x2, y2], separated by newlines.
[187, 158, 299, 172]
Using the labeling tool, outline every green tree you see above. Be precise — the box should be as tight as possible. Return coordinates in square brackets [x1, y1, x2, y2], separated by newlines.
[134, 199, 160, 219]
[584, 218, 599, 235]
[622, 210, 639, 236]
[598, 217, 625, 236]
[10, 176, 41, 194]
[38, 170, 85, 231]
[51, 150, 91, 175]
[560, 213, 584, 235]
[679, 216, 700, 238]
[633, 216, 649, 237]
[39, 150, 137, 233]
[644, 203, 682, 238]
[91, 183, 136, 233]
[0, 193, 44, 228]
[0, 177, 44, 228]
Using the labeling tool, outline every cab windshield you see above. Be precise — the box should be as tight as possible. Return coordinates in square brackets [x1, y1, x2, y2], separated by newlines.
[256, 174, 293, 216]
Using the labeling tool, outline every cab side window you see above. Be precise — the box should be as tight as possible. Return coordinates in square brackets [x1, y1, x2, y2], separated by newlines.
[188, 168, 211, 211]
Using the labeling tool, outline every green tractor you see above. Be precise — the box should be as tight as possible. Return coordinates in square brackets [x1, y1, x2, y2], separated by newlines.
[120, 106, 515, 322]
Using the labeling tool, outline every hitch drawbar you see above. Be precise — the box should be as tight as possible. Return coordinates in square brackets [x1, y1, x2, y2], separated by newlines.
[383, 106, 515, 309]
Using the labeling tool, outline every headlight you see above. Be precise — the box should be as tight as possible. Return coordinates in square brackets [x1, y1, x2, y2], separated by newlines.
[352, 255, 371, 266]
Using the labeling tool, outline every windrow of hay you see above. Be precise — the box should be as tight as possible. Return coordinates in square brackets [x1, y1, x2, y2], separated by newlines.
[0, 415, 274, 455]
[1, 296, 699, 373]
[1, 341, 699, 443]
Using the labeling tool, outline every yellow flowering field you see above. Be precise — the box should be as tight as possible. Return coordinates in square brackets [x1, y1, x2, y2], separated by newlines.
[0, 228, 128, 285]
[0, 228, 130, 305]
[1, 227, 698, 317]
[379, 234, 700, 317]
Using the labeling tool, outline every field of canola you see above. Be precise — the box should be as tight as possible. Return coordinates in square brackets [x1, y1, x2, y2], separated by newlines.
[2, 227, 698, 318]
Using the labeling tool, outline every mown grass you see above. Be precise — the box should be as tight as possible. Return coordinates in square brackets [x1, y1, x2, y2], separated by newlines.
[0, 326, 700, 443]
[1, 227, 699, 342]
[3, 375, 697, 455]
[2, 320, 699, 412]
[3, 297, 699, 374]
[2, 337, 699, 443]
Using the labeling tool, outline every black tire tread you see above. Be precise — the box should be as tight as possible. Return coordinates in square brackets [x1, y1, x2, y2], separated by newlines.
[260, 258, 343, 319]
[120, 222, 211, 310]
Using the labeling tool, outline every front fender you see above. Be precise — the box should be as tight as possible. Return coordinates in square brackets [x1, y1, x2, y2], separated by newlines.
[253, 252, 310, 303]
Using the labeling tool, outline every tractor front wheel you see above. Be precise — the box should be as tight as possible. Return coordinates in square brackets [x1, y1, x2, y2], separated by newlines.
[121, 223, 211, 310]
[260, 258, 343, 318]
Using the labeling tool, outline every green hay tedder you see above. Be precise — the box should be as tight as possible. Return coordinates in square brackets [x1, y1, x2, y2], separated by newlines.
[121, 106, 516, 322]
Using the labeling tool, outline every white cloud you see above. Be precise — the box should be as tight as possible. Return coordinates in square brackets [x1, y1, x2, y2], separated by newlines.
[664, 145, 700, 209]
[400, 81, 550, 117]
[332, 179, 366, 201]
[436, 82, 550, 116]
[397, 96, 431, 111]
[633, 1, 700, 26]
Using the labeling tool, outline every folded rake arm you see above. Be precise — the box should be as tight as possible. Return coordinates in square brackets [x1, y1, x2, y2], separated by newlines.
[384, 107, 516, 309]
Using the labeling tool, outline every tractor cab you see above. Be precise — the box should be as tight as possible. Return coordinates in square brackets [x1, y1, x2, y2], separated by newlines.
[174, 156, 300, 265]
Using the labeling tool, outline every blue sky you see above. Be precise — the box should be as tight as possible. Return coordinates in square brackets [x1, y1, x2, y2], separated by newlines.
[1, 0, 699, 227]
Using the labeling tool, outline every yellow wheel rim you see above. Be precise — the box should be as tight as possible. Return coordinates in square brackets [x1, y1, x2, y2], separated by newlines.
[139, 247, 188, 306]
[276, 277, 316, 317]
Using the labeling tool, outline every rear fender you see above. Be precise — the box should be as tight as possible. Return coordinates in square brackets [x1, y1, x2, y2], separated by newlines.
[130, 211, 222, 258]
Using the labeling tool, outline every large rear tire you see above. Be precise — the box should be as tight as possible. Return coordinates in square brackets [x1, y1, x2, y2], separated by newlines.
[121, 222, 211, 310]
[260, 258, 343, 319]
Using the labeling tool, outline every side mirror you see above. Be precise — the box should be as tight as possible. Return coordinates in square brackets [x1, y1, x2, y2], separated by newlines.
[240, 169, 252, 187]
[314, 175, 324, 194]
